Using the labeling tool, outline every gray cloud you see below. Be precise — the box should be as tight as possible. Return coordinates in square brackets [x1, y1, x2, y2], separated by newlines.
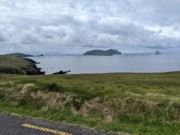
[0, 0, 180, 54]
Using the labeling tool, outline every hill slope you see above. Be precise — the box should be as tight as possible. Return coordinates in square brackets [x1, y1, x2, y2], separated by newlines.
[5, 53, 34, 57]
[0, 55, 43, 75]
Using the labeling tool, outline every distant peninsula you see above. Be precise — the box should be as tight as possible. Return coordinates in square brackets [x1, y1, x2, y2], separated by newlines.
[5, 53, 34, 57]
[84, 49, 122, 56]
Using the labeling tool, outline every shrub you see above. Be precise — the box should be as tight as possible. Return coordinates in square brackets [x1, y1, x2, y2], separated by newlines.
[43, 83, 63, 92]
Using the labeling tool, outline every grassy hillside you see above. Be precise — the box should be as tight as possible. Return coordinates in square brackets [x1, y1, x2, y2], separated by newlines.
[5, 53, 34, 57]
[0, 73, 180, 134]
[0, 55, 43, 75]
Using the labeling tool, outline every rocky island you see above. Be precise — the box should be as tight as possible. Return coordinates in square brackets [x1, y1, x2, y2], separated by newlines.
[155, 51, 162, 55]
[83, 49, 122, 56]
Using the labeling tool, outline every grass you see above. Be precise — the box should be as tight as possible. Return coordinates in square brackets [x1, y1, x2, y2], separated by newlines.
[0, 72, 180, 134]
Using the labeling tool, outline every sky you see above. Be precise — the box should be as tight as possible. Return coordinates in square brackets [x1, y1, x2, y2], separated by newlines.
[0, 0, 180, 54]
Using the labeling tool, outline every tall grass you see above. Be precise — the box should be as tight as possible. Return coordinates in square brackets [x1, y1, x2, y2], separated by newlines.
[0, 72, 180, 134]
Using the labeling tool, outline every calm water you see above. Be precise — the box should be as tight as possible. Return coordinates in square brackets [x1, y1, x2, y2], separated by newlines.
[31, 53, 180, 74]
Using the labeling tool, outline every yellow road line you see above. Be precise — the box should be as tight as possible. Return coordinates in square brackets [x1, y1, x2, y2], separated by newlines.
[22, 123, 72, 135]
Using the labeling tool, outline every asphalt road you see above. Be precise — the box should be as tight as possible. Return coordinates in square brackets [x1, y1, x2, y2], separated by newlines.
[0, 113, 118, 135]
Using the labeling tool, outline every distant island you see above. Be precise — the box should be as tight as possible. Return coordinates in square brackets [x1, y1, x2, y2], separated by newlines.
[155, 51, 162, 55]
[84, 49, 122, 56]
[5, 53, 34, 57]
[36, 54, 44, 57]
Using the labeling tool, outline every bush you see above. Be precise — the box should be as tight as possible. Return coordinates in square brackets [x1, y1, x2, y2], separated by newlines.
[43, 83, 63, 92]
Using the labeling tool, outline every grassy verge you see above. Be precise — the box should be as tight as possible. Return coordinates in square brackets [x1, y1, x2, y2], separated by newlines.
[0, 72, 180, 134]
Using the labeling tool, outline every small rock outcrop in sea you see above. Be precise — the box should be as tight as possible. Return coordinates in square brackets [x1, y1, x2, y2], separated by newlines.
[155, 51, 162, 55]
[52, 70, 71, 74]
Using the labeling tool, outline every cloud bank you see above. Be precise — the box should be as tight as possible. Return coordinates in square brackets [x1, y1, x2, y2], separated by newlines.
[0, 0, 180, 54]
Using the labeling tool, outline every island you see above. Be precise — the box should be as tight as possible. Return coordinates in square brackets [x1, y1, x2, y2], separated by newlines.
[83, 49, 122, 56]
[155, 51, 162, 55]
[36, 54, 44, 57]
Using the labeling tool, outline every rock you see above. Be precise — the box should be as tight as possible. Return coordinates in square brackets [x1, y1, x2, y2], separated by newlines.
[53, 70, 70, 75]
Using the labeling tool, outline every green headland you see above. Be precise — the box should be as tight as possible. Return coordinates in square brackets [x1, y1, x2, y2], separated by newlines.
[0, 55, 43, 75]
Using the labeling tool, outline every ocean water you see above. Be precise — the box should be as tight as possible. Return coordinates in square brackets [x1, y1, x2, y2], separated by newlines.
[30, 53, 180, 74]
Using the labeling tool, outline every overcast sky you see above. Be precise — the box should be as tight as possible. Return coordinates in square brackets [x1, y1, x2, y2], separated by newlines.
[0, 0, 180, 54]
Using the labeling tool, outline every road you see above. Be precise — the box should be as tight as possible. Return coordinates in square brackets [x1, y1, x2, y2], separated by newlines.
[0, 113, 118, 135]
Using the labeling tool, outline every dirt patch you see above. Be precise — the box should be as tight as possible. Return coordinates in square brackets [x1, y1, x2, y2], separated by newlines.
[79, 97, 115, 122]
[0, 81, 14, 85]
[30, 91, 73, 110]
[146, 93, 166, 97]
[126, 92, 142, 97]
[146, 93, 180, 101]
[21, 83, 35, 94]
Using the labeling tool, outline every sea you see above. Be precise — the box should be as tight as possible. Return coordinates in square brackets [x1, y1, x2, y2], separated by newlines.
[30, 53, 180, 74]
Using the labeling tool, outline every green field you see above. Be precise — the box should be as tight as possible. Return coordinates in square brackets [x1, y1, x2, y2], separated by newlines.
[0, 72, 180, 135]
